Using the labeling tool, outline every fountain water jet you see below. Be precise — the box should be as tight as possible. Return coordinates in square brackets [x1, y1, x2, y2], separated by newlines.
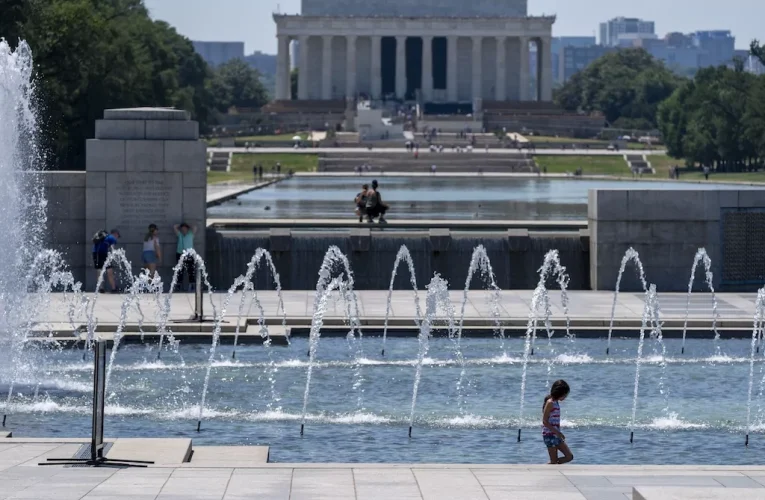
[517, 284, 548, 441]
[607, 248, 649, 355]
[300, 277, 346, 435]
[745, 288, 765, 446]
[381, 245, 422, 356]
[409, 275, 451, 437]
[681, 249, 719, 355]
[630, 284, 658, 443]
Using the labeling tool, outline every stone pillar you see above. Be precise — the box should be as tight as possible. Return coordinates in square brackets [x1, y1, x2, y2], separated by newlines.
[539, 36, 553, 102]
[495, 36, 507, 101]
[395, 36, 407, 99]
[447, 36, 458, 102]
[371, 36, 382, 99]
[298, 36, 309, 100]
[518, 36, 530, 101]
[275, 35, 291, 100]
[322, 35, 333, 100]
[346, 35, 357, 99]
[471, 36, 482, 100]
[86, 108, 206, 291]
[422, 36, 433, 102]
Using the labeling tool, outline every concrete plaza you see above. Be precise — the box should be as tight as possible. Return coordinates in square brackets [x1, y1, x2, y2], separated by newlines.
[2, 439, 765, 499]
[31, 290, 757, 340]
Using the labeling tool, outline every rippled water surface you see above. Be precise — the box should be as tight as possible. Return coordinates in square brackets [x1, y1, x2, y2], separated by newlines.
[3, 337, 764, 464]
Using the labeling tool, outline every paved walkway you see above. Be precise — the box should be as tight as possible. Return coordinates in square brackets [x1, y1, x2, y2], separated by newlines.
[2, 440, 765, 500]
[32, 291, 756, 334]
[206, 179, 281, 207]
[208, 147, 668, 156]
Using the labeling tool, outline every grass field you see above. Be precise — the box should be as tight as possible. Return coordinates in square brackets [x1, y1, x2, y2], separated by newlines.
[535, 155, 631, 175]
[207, 153, 319, 184]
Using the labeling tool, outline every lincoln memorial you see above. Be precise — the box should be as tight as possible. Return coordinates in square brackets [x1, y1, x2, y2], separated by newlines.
[273, 0, 555, 104]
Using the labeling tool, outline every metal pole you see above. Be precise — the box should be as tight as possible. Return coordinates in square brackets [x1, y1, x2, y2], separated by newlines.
[194, 271, 203, 322]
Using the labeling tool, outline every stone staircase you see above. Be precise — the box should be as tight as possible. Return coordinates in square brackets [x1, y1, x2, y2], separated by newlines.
[624, 154, 655, 174]
[207, 151, 231, 172]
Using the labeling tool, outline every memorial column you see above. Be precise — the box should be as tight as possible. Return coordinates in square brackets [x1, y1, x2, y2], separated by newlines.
[395, 36, 407, 100]
[297, 36, 309, 100]
[518, 36, 530, 101]
[447, 36, 458, 102]
[371, 36, 382, 99]
[422, 36, 433, 102]
[322, 35, 333, 100]
[471, 36, 483, 100]
[275, 35, 290, 100]
[346, 35, 357, 99]
[539, 35, 553, 101]
[495, 36, 507, 101]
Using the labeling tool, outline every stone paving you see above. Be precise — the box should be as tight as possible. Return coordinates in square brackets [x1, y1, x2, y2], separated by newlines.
[35, 290, 756, 332]
[209, 147, 668, 157]
[2, 440, 765, 500]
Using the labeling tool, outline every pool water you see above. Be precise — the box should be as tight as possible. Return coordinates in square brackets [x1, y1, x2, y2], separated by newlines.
[208, 176, 758, 220]
[3, 337, 764, 464]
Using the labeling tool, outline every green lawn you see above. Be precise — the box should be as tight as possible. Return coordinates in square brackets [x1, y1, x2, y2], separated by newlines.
[207, 153, 319, 184]
[535, 155, 631, 175]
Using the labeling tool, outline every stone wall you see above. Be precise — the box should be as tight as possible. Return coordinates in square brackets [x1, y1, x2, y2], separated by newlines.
[206, 229, 589, 291]
[301, 0, 528, 18]
[85, 108, 207, 290]
[42, 171, 87, 285]
[589, 189, 765, 292]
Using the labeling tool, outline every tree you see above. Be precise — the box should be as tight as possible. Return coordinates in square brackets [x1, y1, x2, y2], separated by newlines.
[555, 48, 683, 129]
[751, 40, 765, 66]
[11, 0, 218, 168]
[210, 59, 269, 112]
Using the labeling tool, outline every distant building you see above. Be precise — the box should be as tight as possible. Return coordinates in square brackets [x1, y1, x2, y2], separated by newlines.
[191, 41, 245, 67]
[551, 36, 597, 84]
[559, 45, 616, 83]
[615, 33, 658, 47]
[692, 30, 735, 67]
[244, 51, 277, 76]
[600, 17, 655, 47]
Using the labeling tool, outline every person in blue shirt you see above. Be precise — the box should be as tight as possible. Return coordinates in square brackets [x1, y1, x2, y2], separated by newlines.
[92, 229, 120, 293]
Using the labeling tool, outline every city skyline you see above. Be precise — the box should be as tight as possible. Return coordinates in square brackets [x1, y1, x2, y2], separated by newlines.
[144, 0, 763, 54]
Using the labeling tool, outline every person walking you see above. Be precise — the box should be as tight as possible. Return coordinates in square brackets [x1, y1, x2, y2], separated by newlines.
[174, 223, 197, 291]
[142, 224, 161, 278]
[92, 228, 120, 293]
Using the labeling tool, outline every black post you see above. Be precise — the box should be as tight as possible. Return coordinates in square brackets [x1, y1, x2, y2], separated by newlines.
[746, 434, 749, 447]
[197, 420, 201, 432]
[381, 348, 385, 357]
[630, 431, 634, 443]
[681, 346, 685, 355]
[194, 272, 203, 322]
[1, 414, 5, 427]
[606, 347, 610, 355]
[300, 423, 304, 436]
[408, 426, 413, 438]
[517, 428, 521, 442]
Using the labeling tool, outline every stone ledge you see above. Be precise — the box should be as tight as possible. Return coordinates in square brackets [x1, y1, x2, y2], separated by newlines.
[104, 107, 189, 121]
[634, 486, 765, 500]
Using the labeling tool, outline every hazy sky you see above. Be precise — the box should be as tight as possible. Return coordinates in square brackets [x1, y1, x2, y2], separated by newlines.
[143, 0, 762, 54]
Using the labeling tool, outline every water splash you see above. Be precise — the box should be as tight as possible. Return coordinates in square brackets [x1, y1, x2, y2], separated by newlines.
[630, 284, 657, 443]
[681, 249, 719, 355]
[381, 245, 422, 356]
[607, 248, 649, 355]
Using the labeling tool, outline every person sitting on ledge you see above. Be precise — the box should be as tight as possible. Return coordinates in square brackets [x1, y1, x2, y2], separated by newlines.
[365, 179, 389, 224]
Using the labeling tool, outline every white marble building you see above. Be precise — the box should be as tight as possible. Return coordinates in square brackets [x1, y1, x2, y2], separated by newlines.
[273, 0, 554, 103]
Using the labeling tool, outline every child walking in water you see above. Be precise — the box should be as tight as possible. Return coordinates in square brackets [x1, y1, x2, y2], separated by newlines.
[543, 380, 574, 464]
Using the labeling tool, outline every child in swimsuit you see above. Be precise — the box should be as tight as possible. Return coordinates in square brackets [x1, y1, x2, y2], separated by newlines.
[542, 379, 574, 464]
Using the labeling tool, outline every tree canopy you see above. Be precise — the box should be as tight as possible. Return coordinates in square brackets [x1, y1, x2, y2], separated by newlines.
[657, 64, 765, 170]
[554, 48, 683, 130]
[1, 0, 268, 169]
